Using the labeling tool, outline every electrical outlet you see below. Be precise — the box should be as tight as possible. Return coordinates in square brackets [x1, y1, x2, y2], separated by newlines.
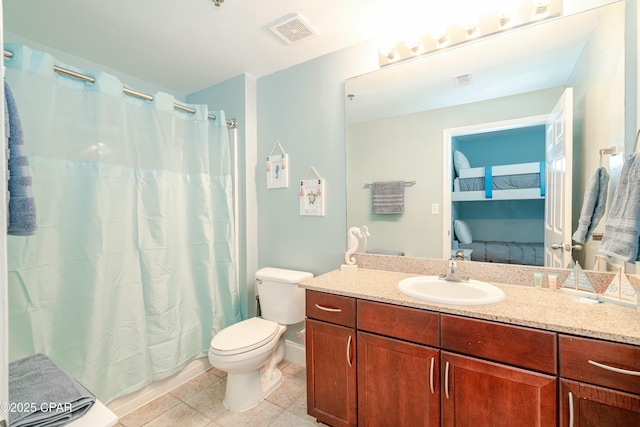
[431, 203, 439, 215]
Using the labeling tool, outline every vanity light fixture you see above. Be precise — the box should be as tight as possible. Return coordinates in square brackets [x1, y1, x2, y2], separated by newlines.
[377, 0, 562, 67]
[212, 0, 224, 7]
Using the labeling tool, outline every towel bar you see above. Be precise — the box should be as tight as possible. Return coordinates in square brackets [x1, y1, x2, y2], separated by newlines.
[364, 180, 416, 187]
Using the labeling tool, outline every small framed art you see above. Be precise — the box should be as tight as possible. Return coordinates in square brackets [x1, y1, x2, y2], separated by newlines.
[266, 141, 289, 189]
[300, 167, 325, 216]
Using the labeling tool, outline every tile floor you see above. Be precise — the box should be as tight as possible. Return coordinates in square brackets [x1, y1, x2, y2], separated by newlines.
[116, 361, 319, 427]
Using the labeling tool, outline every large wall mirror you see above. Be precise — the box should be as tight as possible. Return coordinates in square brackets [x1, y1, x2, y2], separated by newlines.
[346, 0, 636, 270]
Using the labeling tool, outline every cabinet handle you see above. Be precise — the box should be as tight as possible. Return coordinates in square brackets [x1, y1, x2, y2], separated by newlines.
[444, 361, 450, 399]
[315, 304, 342, 313]
[347, 335, 353, 367]
[568, 391, 574, 427]
[429, 357, 435, 395]
[588, 359, 640, 376]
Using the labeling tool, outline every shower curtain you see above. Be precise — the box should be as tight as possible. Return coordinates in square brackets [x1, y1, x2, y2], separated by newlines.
[4, 44, 241, 402]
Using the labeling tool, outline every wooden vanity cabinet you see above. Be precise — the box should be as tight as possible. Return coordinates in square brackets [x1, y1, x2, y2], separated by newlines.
[357, 300, 440, 426]
[305, 291, 357, 427]
[440, 315, 558, 427]
[306, 290, 640, 426]
[559, 335, 640, 426]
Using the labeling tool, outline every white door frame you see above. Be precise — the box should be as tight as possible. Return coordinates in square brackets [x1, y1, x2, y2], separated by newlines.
[442, 114, 550, 259]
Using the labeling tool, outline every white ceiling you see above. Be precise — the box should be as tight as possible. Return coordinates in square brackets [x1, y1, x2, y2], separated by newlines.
[3, 0, 411, 94]
[3, 0, 621, 97]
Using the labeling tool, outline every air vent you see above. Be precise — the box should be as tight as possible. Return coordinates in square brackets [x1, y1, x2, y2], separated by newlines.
[269, 14, 318, 46]
[453, 73, 473, 87]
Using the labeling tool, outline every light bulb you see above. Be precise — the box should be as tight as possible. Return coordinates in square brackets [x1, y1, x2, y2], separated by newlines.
[463, 21, 479, 39]
[404, 36, 423, 54]
[378, 43, 397, 60]
[532, 0, 551, 13]
[497, 0, 517, 28]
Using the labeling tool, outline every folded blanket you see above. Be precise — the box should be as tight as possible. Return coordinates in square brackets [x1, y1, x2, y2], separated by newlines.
[5, 80, 37, 236]
[9, 353, 96, 427]
[372, 181, 404, 214]
[600, 153, 640, 262]
[572, 166, 609, 243]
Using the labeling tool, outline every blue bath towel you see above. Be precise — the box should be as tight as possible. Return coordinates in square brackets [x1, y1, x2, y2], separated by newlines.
[4, 80, 37, 235]
[9, 353, 96, 427]
[572, 166, 609, 243]
[599, 153, 640, 262]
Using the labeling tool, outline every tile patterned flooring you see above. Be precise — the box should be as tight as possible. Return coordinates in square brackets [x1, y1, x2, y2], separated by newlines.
[116, 361, 319, 427]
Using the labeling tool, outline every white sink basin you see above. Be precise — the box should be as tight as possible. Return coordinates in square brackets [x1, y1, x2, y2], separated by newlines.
[397, 276, 506, 306]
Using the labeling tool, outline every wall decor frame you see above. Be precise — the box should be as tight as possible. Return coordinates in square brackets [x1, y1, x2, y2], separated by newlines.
[266, 140, 289, 189]
[300, 166, 325, 216]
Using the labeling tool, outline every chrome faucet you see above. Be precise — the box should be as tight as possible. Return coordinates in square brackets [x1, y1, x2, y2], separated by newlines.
[439, 259, 469, 282]
[454, 249, 466, 261]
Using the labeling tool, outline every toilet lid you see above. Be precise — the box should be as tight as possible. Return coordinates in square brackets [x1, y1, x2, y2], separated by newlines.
[210, 317, 280, 356]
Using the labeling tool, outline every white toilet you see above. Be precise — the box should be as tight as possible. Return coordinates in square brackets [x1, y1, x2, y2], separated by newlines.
[208, 267, 312, 410]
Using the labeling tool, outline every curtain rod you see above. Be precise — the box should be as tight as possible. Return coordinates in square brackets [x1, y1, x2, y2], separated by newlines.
[3, 49, 237, 129]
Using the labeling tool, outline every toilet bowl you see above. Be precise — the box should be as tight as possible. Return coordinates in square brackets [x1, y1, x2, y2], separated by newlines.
[209, 317, 286, 410]
[208, 267, 312, 411]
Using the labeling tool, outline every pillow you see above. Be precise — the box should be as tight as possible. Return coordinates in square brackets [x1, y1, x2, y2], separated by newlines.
[454, 220, 473, 244]
[453, 150, 471, 176]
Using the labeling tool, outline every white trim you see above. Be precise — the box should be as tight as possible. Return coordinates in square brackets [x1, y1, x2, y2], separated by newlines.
[107, 339, 306, 418]
[284, 339, 306, 367]
[107, 357, 212, 417]
[0, 4, 9, 423]
[442, 114, 550, 259]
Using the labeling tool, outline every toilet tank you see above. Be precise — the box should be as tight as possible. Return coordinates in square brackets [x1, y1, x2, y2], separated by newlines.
[256, 267, 313, 324]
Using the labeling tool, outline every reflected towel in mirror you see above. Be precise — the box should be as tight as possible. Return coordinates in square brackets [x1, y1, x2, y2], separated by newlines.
[572, 166, 609, 243]
[372, 180, 404, 214]
[600, 154, 640, 262]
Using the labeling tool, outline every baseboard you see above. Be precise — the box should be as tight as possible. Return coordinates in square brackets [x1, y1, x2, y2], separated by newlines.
[107, 341, 305, 417]
[107, 357, 211, 417]
[284, 339, 306, 367]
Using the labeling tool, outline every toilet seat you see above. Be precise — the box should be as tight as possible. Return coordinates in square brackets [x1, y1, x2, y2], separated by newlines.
[210, 317, 280, 356]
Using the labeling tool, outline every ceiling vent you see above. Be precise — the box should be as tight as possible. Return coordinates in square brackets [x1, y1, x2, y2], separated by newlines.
[269, 14, 318, 46]
[453, 73, 473, 87]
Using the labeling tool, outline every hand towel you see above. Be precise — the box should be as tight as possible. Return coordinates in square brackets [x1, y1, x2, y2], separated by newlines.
[5, 80, 38, 235]
[9, 353, 96, 427]
[572, 166, 609, 243]
[599, 153, 640, 262]
[372, 181, 404, 214]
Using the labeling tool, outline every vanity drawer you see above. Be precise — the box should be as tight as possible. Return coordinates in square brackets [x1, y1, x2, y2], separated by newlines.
[441, 314, 557, 374]
[306, 290, 356, 328]
[559, 335, 640, 395]
[357, 300, 439, 347]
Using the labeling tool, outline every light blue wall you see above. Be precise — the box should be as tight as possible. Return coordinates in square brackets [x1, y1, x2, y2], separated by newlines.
[454, 126, 545, 167]
[256, 41, 376, 276]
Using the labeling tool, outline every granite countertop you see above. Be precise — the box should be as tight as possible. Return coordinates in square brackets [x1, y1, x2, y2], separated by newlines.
[300, 268, 640, 346]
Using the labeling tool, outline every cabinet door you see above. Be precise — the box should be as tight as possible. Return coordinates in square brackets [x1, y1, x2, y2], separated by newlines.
[358, 332, 440, 427]
[441, 351, 557, 427]
[306, 318, 357, 427]
[560, 379, 640, 426]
